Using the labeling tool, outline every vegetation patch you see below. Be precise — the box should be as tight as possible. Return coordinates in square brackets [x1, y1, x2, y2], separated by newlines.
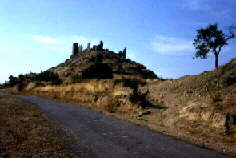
[31, 71, 62, 85]
[222, 72, 236, 86]
[71, 74, 83, 83]
[82, 63, 113, 79]
[35, 82, 46, 87]
[96, 96, 120, 113]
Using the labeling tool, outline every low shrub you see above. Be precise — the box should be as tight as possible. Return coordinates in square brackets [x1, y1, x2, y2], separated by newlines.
[9, 75, 18, 87]
[16, 83, 26, 91]
[210, 94, 223, 110]
[114, 79, 138, 88]
[82, 63, 113, 79]
[211, 94, 223, 103]
[222, 72, 236, 86]
[141, 71, 157, 79]
[31, 71, 62, 85]
[35, 82, 46, 87]
[222, 62, 235, 73]
[97, 96, 120, 113]
[71, 75, 83, 83]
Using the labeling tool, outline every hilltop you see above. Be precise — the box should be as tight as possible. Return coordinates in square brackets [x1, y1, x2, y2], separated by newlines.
[49, 41, 157, 84]
[2, 41, 157, 89]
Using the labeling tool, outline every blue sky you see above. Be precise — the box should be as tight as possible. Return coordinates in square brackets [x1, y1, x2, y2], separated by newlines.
[0, 0, 236, 82]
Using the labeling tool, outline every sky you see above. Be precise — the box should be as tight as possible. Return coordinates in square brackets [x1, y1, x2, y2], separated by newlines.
[0, 0, 236, 83]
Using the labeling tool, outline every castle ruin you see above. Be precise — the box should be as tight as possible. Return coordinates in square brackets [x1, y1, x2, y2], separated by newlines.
[118, 47, 126, 59]
[70, 41, 126, 59]
[86, 43, 91, 51]
[72, 43, 78, 56]
[72, 43, 83, 56]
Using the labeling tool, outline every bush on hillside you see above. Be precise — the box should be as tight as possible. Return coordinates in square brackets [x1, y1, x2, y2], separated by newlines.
[35, 82, 46, 87]
[82, 63, 113, 79]
[7, 75, 27, 88]
[16, 83, 27, 91]
[114, 79, 145, 88]
[222, 63, 235, 73]
[71, 75, 83, 83]
[142, 71, 157, 79]
[222, 72, 236, 86]
[9, 75, 18, 87]
[31, 71, 62, 85]
[97, 96, 120, 113]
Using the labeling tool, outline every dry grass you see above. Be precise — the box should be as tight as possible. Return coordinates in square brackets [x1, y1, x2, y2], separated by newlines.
[0, 95, 74, 158]
[96, 95, 120, 113]
[16, 79, 140, 114]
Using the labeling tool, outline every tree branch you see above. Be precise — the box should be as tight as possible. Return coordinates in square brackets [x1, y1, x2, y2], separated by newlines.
[225, 34, 234, 41]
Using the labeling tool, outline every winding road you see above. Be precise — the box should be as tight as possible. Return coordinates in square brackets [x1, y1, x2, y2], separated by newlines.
[10, 94, 232, 158]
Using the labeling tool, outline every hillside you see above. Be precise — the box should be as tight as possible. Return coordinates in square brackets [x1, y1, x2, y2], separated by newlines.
[2, 42, 161, 113]
[136, 59, 236, 155]
[49, 43, 157, 84]
[145, 58, 236, 115]
[2, 43, 236, 156]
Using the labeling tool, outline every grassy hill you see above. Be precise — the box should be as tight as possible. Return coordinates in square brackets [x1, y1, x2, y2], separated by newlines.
[49, 49, 157, 83]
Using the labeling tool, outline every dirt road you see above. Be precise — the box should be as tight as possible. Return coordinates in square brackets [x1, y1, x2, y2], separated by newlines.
[15, 94, 231, 158]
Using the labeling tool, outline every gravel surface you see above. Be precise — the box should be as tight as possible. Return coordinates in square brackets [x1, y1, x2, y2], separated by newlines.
[14, 94, 231, 158]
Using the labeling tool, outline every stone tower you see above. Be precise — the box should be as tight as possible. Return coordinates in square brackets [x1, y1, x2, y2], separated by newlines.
[78, 45, 83, 53]
[118, 47, 127, 59]
[72, 43, 79, 56]
[123, 47, 126, 59]
[86, 43, 91, 51]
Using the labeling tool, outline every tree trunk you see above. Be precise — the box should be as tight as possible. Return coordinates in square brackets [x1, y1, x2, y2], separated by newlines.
[215, 53, 219, 68]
